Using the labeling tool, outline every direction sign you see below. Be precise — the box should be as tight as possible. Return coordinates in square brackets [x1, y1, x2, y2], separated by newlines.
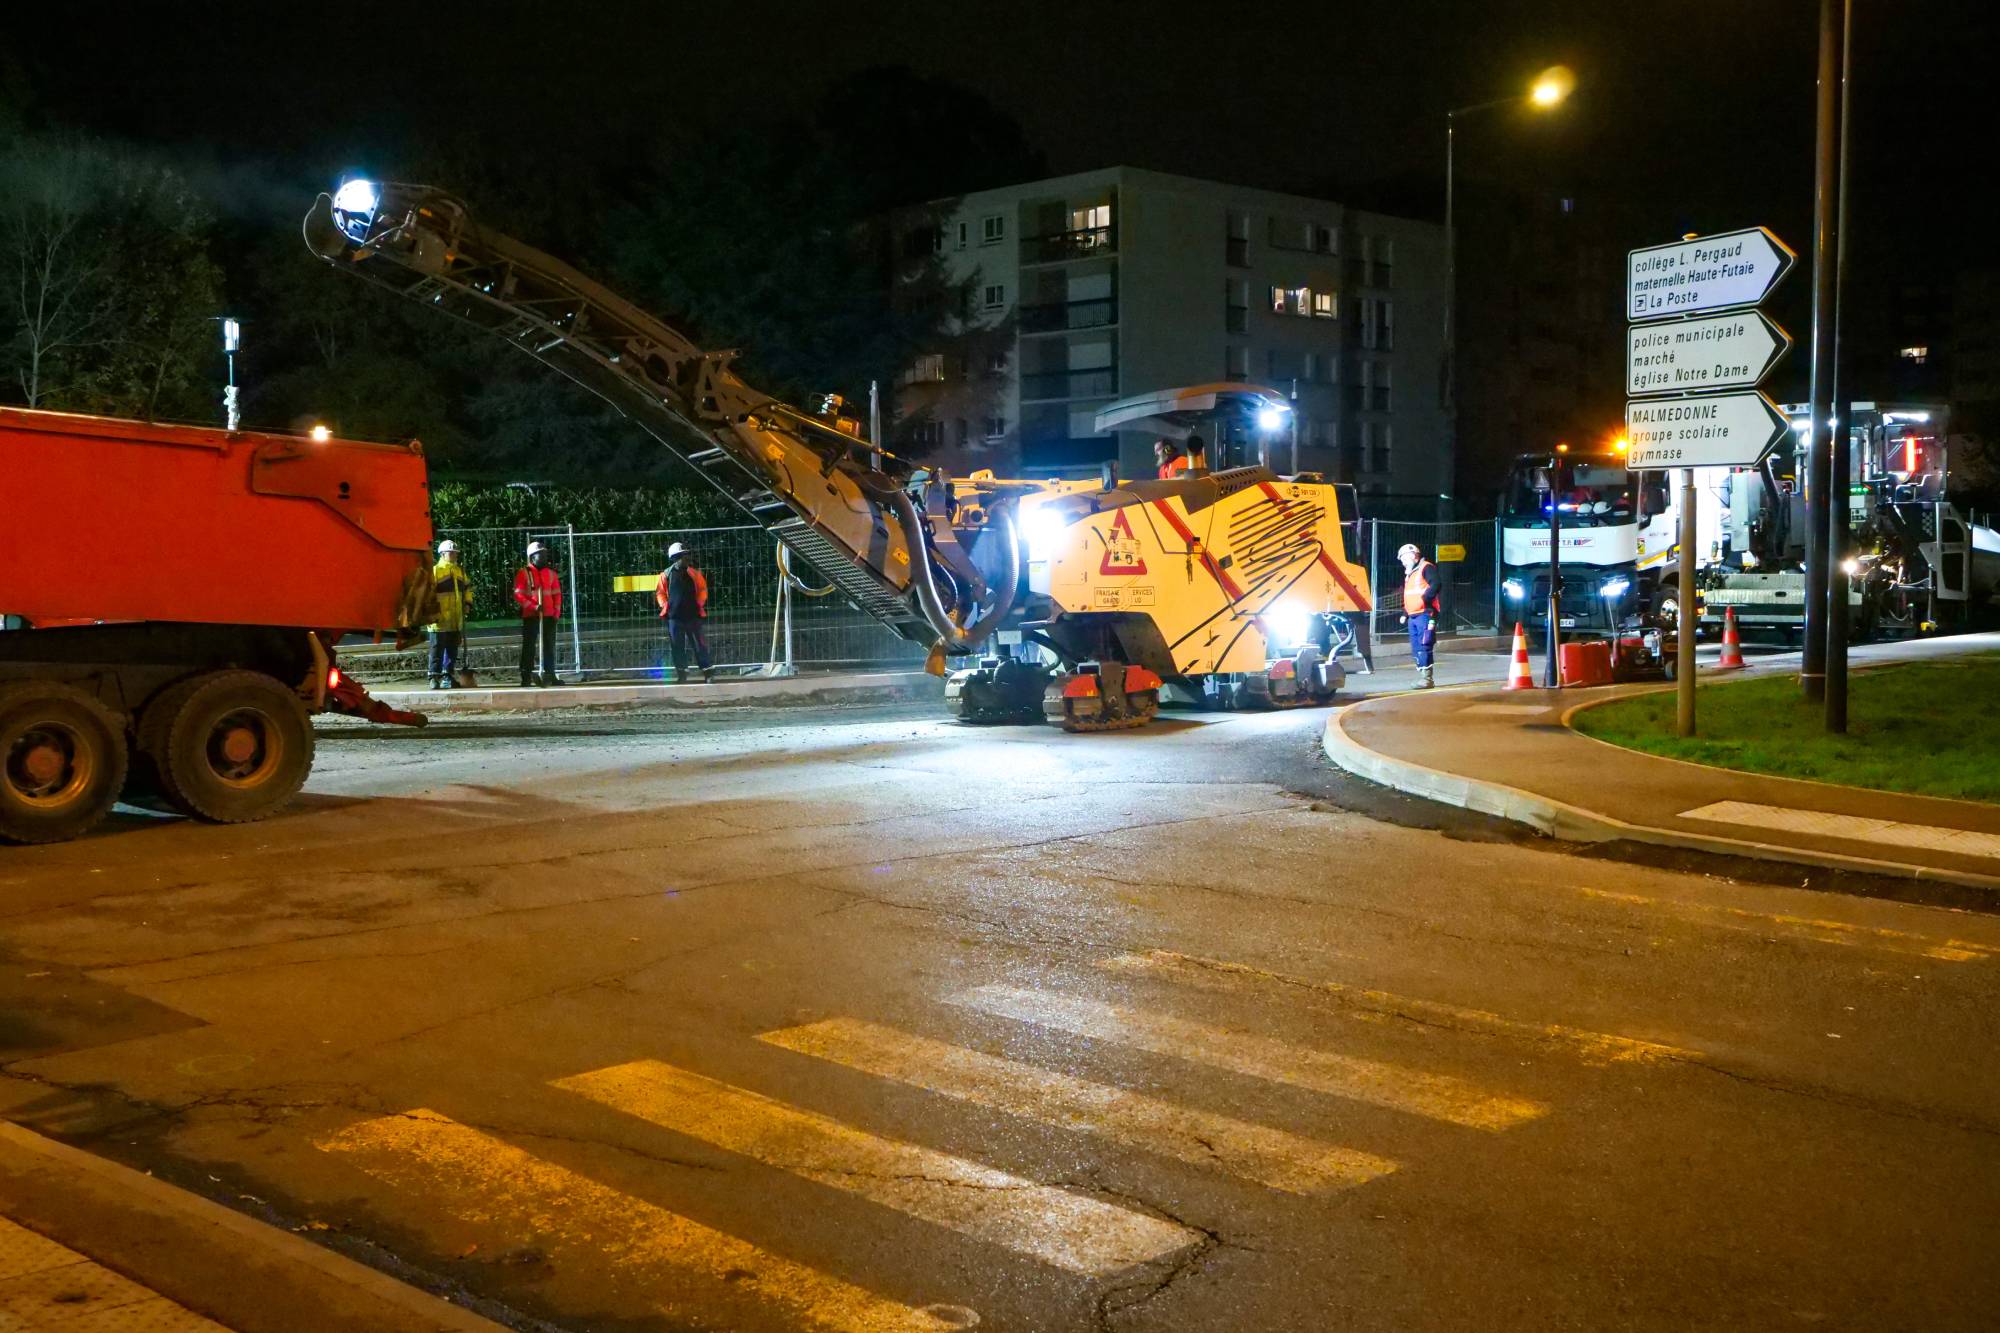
[1627, 227, 1795, 322]
[1627, 310, 1792, 397]
[1625, 391, 1790, 469]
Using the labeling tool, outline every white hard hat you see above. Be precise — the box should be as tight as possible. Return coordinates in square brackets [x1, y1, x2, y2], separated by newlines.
[526, 540, 546, 557]
[1397, 543, 1422, 561]
[436, 539, 457, 554]
[667, 541, 687, 559]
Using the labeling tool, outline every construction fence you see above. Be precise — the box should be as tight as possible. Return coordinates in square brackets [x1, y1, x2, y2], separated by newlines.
[342, 524, 925, 684]
[340, 518, 1506, 682]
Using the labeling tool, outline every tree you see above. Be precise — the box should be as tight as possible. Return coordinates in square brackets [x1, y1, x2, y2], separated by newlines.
[0, 136, 222, 417]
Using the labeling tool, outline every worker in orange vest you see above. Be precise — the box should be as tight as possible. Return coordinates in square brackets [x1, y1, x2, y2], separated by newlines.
[1398, 542, 1442, 689]
[513, 540, 564, 687]
[656, 541, 713, 683]
[1153, 437, 1189, 480]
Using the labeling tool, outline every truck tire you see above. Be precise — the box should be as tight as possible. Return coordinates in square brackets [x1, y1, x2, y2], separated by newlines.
[0, 682, 129, 844]
[153, 671, 314, 824]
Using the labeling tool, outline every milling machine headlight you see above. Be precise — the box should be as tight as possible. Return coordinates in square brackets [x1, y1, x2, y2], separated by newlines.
[332, 178, 379, 218]
[1263, 602, 1311, 648]
[1600, 577, 1630, 599]
[1839, 557, 1860, 575]
[1256, 405, 1288, 432]
[1021, 503, 1067, 560]
[1503, 577, 1527, 601]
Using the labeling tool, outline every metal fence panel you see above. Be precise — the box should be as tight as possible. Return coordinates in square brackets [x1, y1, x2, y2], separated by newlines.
[1361, 518, 1501, 655]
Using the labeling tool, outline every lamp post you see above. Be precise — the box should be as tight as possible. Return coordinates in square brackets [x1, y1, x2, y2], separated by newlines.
[1443, 66, 1574, 476]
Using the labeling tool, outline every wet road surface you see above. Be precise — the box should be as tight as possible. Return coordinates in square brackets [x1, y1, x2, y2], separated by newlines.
[0, 701, 1995, 1331]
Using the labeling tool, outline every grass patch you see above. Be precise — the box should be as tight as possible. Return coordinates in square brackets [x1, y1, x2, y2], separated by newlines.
[1572, 653, 2000, 804]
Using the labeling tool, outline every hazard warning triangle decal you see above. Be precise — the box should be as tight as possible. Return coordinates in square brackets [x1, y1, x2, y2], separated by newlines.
[1099, 508, 1149, 576]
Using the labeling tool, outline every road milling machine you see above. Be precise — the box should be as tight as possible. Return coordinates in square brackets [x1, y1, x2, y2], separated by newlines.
[305, 181, 1373, 730]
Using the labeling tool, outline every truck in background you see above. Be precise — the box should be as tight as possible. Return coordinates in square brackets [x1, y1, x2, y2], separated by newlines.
[0, 407, 433, 844]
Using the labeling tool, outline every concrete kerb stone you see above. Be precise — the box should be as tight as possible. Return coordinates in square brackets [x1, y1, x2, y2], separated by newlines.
[1320, 699, 2000, 894]
[369, 670, 939, 714]
[0, 1122, 507, 1332]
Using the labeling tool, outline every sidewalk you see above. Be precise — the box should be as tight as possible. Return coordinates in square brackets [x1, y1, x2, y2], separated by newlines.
[367, 668, 936, 714]
[1321, 633, 2000, 891]
[0, 1124, 503, 1332]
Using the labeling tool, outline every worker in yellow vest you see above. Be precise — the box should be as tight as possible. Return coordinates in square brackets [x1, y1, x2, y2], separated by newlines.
[427, 539, 473, 689]
[1398, 543, 1442, 689]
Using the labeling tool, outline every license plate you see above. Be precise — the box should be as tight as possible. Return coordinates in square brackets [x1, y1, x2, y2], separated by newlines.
[1558, 617, 1578, 628]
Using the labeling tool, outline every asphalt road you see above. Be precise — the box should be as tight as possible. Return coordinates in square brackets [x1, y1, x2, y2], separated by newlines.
[0, 698, 1996, 1331]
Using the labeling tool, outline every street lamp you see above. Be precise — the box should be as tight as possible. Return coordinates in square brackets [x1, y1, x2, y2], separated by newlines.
[1443, 65, 1574, 455]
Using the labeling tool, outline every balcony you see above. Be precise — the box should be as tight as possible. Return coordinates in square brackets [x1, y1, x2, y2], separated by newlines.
[1018, 297, 1119, 335]
[1019, 367, 1118, 401]
[1021, 226, 1116, 265]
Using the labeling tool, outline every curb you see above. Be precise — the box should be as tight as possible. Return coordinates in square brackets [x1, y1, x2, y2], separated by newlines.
[367, 670, 937, 714]
[0, 1123, 507, 1332]
[1319, 702, 2000, 893]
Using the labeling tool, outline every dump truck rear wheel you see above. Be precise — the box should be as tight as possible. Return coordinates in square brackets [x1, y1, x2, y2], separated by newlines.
[0, 682, 128, 844]
[155, 671, 314, 824]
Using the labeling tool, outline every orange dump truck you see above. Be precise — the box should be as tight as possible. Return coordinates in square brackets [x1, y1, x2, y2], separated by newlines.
[0, 407, 435, 843]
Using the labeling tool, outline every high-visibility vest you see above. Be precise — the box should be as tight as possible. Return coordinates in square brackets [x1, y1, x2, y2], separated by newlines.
[514, 565, 563, 618]
[428, 559, 473, 631]
[1403, 561, 1439, 616]
[1158, 456, 1189, 480]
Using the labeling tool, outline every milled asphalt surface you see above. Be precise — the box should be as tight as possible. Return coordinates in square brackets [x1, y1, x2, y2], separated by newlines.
[0, 688, 1996, 1330]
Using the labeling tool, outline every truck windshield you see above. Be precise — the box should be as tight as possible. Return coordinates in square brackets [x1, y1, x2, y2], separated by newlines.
[1502, 461, 1634, 527]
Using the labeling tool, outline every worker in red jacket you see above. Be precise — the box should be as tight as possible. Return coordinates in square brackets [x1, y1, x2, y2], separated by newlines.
[655, 541, 713, 683]
[513, 540, 564, 687]
[1153, 437, 1189, 480]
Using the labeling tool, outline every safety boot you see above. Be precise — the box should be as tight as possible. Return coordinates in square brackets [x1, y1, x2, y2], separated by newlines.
[1416, 664, 1435, 689]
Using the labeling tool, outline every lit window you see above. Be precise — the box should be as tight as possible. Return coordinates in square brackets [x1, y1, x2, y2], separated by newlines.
[981, 215, 1005, 244]
[1900, 345, 1929, 362]
[983, 284, 1006, 310]
[1270, 286, 1286, 314]
[1313, 291, 1336, 319]
[1291, 287, 1312, 318]
[985, 415, 1006, 439]
[914, 353, 944, 382]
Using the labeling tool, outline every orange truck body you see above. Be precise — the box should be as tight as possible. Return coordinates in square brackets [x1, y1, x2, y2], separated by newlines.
[1, 406, 432, 632]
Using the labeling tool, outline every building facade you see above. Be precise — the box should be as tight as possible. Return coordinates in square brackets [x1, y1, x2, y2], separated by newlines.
[896, 167, 1446, 502]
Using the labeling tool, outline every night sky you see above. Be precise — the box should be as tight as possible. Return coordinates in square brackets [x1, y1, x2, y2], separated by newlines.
[9, 0, 1996, 378]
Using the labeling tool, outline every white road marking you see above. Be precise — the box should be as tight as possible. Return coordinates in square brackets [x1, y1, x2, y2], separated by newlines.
[1679, 799, 2000, 861]
[318, 1110, 958, 1332]
[759, 1016, 1396, 1194]
[947, 985, 1547, 1131]
[555, 1060, 1198, 1275]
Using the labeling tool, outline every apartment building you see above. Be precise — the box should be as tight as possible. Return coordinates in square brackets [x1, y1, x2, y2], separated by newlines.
[895, 166, 1446, 500]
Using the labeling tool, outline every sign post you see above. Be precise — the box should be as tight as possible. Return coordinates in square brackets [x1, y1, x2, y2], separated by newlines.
[1626, 226, 1796, 733]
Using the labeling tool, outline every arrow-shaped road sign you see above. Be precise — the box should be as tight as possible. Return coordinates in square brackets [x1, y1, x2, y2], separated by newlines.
[1627, 227, 1795, 322]
[1625, 391, 1791, 469]
[1627, 310, 1793, 397]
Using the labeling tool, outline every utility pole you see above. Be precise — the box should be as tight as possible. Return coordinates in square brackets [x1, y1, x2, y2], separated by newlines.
[1676, 470, 1697, 735]
[1824, 0, 1854, 732]
[1800, 0, 1845, 703]
[1543, 452, 1563, 688]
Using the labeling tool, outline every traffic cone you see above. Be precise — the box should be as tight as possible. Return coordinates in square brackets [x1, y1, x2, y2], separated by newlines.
[1716, 606, 1746, 670]
[1504, 622, 1535, 690]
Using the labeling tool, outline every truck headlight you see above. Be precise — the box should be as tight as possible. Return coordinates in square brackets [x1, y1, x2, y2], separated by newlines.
[1600, 577, 1630, 599]
[1503, 578, 1526, 601]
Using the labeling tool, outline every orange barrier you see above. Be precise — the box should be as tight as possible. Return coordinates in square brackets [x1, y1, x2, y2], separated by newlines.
[1559, 639, 1616, 686]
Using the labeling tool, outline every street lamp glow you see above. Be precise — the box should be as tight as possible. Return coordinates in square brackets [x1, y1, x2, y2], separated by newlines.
[310, 424, 332, 442]
[1530, 66, 1575, 108]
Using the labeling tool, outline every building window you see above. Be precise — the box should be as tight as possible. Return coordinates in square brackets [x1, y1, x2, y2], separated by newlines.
[1315, 224, 1337, 255]
[981, 215, 1005, 244]
[1070, 204, 1110, 232]
[917, 353, 945, 382]
[1226, 346, 1250, 381]
[1291, 287, 1312, 319]
[1321, 419, 1338, 451]
[1227, 211, 1250, 267]
[1226, 279, 1249, 333]
[1303, 351, 1318, 381]
[985, 415, 1006, 440]
[930, 228, 945, 256]
[1313, 291, 1336, 319]
[1269, 285, 1286, 314]
[1372, 422, 1392, 474]
[1900, 345, 1929, 362]
[956, 221, 969, 250]
[983, 283, 1006, 310]
[1268, 348, 1294, 380]
[1360, 297, 1392, 350]
[1373, 238, 1394, 288]
[989, 349, 1009, 373]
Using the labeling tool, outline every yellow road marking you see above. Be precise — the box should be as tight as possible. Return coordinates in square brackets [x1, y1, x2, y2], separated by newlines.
[1579, 888, 1996, 962]
[318, 1110, 954, 1332]
[555, 1060, 1197, 1275]
[947, 986, 1546, 1132]
[1098, 951, 1697, 1066]
[759, 1017, 1396, 1195]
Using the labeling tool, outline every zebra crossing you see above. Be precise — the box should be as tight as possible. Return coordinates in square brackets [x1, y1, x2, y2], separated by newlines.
[316, 951, 1688, 1331]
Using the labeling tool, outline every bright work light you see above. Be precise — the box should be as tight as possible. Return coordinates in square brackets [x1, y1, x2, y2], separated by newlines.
[1256, 405, 1287, 432]
[332, 178, 380, 217]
